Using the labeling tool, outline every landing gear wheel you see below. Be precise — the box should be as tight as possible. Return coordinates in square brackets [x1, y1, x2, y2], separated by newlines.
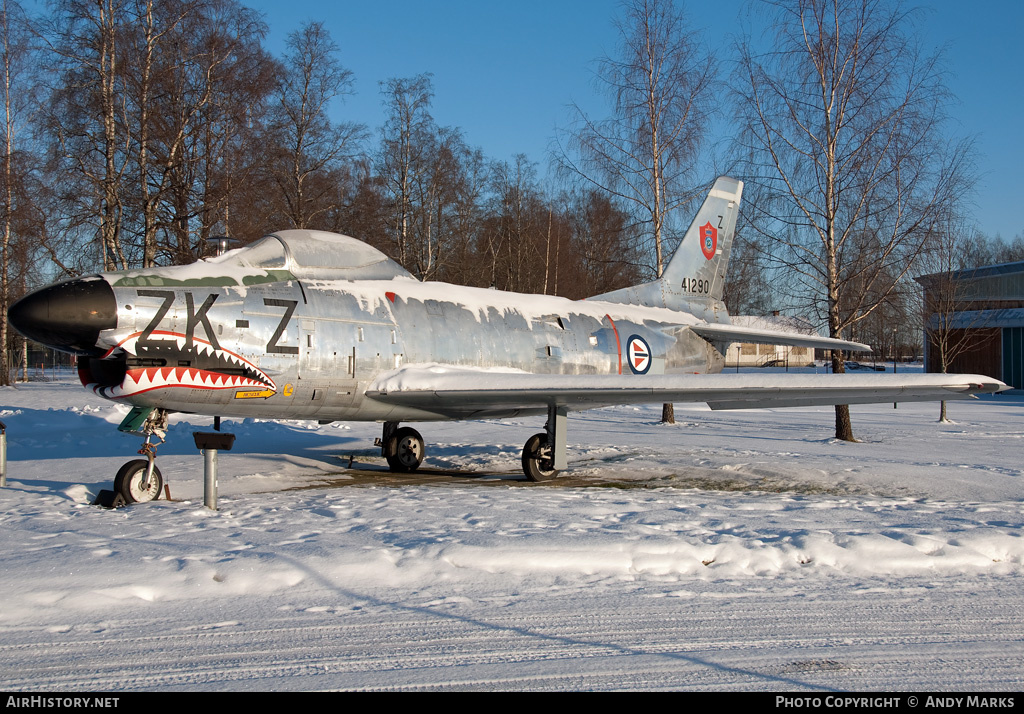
[114, 459, 164, 503]
[522, 432, 558, 482]
[384, 427, 425, 472]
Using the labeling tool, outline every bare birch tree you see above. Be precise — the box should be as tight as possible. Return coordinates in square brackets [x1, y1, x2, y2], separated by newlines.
[127, 0, 194, 268]
[559, 0, 716, 423]
[44, 0, 133, 270]
[733, 0, 970, 440]
[376, 75, 481, 282]
[0, 0, 34, 385]
[157, 0, 270, 263]
[267, 21, 363, 230]
[377, 74, 434, 273]
[488, 154, 545, 293]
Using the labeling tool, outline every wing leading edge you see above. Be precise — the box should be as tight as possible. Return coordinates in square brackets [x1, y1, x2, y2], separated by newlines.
[365, 366, 1007, 419]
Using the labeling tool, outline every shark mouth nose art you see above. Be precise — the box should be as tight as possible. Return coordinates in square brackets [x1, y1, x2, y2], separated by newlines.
[91, 332, 276, 399]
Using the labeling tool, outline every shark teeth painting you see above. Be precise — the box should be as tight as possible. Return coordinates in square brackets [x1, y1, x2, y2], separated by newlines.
[91, 331, 276, 399]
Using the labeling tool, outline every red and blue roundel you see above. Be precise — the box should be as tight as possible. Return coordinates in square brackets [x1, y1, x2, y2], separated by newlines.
[627, 335, 652, 374]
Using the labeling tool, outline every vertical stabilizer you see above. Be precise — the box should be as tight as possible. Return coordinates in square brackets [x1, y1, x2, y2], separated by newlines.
[588, 176, 743, 315]
[661, 176, 743, 303]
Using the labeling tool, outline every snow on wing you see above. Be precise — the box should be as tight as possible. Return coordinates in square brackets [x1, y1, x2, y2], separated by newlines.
[364, 367, 1007, 416]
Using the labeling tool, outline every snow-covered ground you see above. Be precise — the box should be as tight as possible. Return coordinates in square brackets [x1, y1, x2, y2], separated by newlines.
[0, 371, 1022, 691]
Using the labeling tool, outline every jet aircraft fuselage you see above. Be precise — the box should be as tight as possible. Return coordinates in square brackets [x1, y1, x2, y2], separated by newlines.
[72, 241, 727, 424]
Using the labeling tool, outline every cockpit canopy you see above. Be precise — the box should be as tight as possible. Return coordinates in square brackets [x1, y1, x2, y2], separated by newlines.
[210, 229, 412, 281]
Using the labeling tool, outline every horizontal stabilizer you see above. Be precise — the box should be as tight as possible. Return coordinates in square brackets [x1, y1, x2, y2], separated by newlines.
[690, 323, 870, 352]
[366, 366, 1006, 419]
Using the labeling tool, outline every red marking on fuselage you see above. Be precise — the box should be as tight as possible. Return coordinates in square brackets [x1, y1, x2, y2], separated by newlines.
[605, 314, 622, 375]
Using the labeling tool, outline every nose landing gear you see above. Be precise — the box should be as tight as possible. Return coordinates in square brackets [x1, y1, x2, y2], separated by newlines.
[113, 407, 169, 503]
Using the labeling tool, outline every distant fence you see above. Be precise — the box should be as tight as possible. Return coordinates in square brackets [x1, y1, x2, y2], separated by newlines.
[5, 348, 78, 382]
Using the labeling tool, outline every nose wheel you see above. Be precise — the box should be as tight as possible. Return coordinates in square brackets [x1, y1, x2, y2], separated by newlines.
[114, 459, 165, 503]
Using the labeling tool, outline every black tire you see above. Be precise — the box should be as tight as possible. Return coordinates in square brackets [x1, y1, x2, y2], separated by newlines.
[384, 427, 425, 472]
[114, 459, 164, 503]
[522, 432, 558, 482]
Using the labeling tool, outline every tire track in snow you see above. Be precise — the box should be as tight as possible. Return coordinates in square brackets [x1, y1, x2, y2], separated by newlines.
[1, 579, 1021, 690]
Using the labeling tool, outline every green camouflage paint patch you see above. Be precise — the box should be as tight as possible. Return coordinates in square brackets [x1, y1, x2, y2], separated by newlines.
[113, 270, 294, 288]
[243, 270, 295, 285]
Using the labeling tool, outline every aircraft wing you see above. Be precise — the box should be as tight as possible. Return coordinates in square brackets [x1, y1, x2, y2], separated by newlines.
[689, 323, 870, 352]
[365, 366, 1006, 419]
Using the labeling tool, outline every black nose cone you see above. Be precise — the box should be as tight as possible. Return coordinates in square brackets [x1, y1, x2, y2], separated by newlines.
[8, 276, 117, 355]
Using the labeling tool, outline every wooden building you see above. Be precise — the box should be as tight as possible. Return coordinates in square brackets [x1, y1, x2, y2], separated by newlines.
[916, 261, 1024, 389]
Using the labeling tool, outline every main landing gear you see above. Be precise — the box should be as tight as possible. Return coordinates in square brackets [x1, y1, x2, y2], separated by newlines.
[114, 407, 169, 503]
[379, 405, 570, 482]
[377, 421, 426, 472]
[520, 404, 568, 482]
[521, 433, 557, 481]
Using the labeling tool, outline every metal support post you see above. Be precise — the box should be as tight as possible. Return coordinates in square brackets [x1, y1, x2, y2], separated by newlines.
[204, 447, 218, 511]
[193, 432, 235, 511]
[0, 421, 6, 488]
[546, 404, 568, 472]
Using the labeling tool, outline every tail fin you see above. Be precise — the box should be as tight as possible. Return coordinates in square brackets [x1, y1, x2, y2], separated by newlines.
[588, 176, 743, 312]
[661, 176, 743, 303]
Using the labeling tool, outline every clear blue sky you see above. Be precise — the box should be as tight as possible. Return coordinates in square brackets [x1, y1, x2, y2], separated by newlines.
[248, 0, 1023, 241]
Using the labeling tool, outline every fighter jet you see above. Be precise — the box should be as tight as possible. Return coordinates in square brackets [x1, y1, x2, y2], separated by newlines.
[8, 176, 1005, 501]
